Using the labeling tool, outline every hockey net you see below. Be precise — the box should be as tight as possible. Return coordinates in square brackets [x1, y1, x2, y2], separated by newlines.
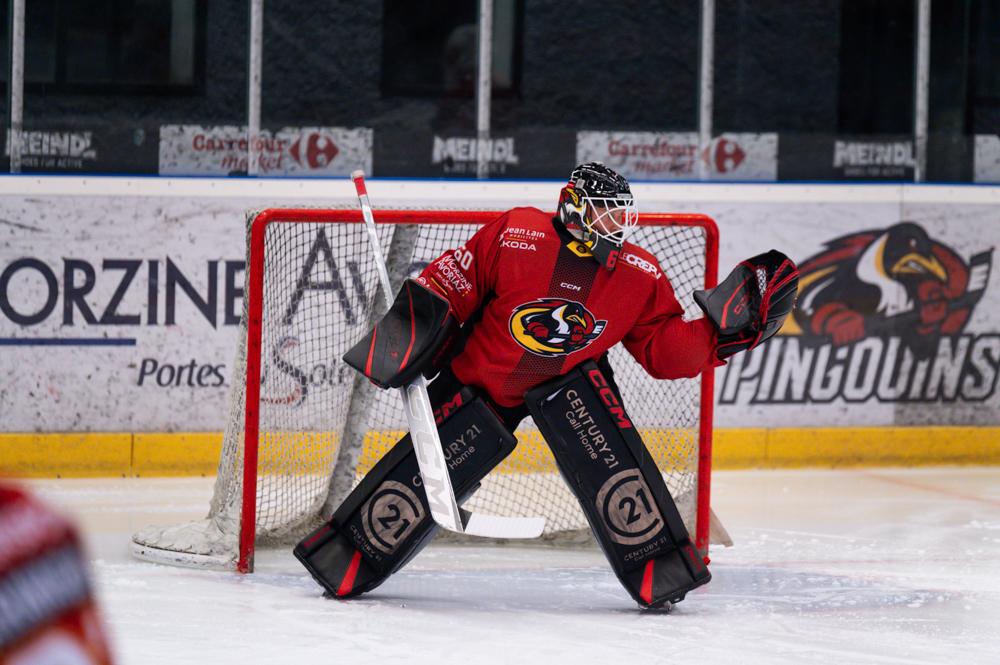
[131, 207, 719, 572]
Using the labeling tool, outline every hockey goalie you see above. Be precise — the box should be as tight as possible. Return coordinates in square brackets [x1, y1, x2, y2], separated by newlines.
[294, 162, 799, 608]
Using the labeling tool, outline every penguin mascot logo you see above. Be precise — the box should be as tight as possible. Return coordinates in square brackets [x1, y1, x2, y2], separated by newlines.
[509, 298, 607, 357]
[789, 222, 991, 357]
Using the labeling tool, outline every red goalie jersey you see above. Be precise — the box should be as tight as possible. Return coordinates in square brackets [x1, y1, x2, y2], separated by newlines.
[417, 207, 719, 407]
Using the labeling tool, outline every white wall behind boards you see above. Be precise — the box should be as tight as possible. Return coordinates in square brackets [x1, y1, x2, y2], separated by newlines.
[1, 177, 997, 431]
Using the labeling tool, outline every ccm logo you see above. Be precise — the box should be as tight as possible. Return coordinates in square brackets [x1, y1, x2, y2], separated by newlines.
[433, 392, 464, 425]
[587, 368, 633, 429]
[407, 384, 453, 521]
[731, 293, 750, 316]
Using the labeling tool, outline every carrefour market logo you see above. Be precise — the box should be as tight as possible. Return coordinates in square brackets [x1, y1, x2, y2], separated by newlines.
[509, 298, 605, 357]
[289, 132, 339, 169]
[721, 222, 997, 406]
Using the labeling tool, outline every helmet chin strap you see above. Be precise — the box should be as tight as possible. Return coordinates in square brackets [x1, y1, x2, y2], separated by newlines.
[587, 234, 621, 271]
[558, 211, 622, 271]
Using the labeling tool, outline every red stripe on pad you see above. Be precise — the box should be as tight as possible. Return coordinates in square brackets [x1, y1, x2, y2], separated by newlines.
[364, 326, 377, 378]
[398, 282, 417, 371]
[299, 524, 331, 550]
[336, 549, 363, 597]
[684, 543, 706, 571]
[640, 559, 654, 605]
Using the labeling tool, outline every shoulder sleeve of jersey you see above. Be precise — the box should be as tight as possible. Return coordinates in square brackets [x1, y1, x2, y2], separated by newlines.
[617, 243, 666, 282]
[621, 260, 722, 379]
[416, 211, 509, 323]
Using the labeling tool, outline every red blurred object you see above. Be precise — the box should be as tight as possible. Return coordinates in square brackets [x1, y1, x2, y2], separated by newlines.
[0, 483, 114, 664]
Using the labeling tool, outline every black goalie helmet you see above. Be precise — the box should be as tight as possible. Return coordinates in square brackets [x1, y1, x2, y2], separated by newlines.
[556, 162, 637, 271]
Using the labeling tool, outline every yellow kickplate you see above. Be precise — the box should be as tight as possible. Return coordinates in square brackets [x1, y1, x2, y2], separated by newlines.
[712, 428, 768, 470]
[3, 427, 999, 478]
[712, 427, 1000, 468]
[133, 432, 223, 477]
[0, 432, 132, 478]
[759, 426, 1000, 467]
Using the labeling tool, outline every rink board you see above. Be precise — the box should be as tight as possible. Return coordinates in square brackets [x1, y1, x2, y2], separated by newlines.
[2, 426, 999, 478]
[2, 178, 1000, 474]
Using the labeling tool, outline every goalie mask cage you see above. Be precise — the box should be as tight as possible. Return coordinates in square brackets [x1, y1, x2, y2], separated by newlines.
[131, 207, 719, 573]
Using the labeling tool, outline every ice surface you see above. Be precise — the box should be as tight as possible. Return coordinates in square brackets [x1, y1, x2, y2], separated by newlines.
[23, 468, 1000, 665]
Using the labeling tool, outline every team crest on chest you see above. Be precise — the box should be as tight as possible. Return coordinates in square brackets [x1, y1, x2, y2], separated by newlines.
[509, 298, 606, 356]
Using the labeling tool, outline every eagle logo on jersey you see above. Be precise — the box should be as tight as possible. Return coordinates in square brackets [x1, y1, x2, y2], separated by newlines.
[509, 298, 606, 357]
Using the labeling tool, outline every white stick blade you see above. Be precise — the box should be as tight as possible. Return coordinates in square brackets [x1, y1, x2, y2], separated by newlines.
[460, 510, 546, 539]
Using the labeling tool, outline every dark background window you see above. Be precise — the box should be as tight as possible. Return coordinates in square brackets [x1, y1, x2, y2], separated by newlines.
[4, 0, 205, 93]
[837, 0, 914, 134]
[714, 1, 842, 133]
[970, 0, 1000, 133]
[381, 0, 521, 97]
[493, 0, 700, 132]
[0, 0, 996, 179]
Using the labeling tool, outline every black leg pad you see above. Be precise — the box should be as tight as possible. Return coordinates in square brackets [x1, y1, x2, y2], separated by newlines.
[294, 386, 516, 598]
[524, 360, 711, 608]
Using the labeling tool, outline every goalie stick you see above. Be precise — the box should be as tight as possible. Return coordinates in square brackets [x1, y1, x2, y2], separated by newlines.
[351, 170, 544, 539]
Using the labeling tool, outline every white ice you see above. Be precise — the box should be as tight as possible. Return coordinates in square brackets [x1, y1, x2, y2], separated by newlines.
[23, 468, 1000, 665]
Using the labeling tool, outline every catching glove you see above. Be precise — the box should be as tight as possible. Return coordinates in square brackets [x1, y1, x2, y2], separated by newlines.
[693, 249, 799, 360]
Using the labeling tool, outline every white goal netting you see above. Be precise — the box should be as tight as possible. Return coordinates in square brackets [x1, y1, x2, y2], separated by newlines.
[131, 208, 716, 570]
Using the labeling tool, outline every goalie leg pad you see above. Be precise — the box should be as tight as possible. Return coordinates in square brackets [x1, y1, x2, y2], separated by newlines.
[294, 384, 516, 598]
[524, 360, 710, 608]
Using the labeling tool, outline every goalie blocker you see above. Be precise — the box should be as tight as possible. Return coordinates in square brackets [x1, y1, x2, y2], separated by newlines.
[294, 383, 517, 597]
[524, 360, 711, 608]
[342, 278, 458, 389]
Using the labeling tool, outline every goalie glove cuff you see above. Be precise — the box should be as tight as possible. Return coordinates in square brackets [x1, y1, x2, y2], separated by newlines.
[693, 249, 799, 360]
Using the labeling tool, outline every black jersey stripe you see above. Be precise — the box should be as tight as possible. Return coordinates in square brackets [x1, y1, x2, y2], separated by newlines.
[500, 232, 600, 400]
